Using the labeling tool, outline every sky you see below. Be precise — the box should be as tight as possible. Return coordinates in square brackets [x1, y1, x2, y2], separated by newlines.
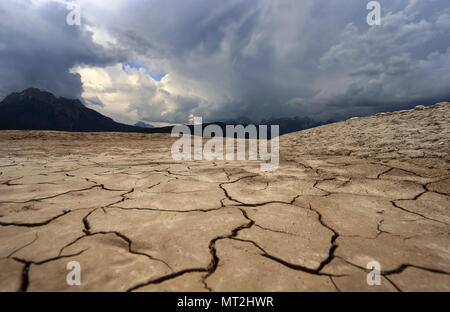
[0, 0, 449, 125]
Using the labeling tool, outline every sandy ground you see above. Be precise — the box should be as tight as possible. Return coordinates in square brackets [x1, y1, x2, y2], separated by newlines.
[0, 102, 449, 292]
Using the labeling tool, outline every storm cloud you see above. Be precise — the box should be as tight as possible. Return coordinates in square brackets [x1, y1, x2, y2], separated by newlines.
[1, 0, 449, 124]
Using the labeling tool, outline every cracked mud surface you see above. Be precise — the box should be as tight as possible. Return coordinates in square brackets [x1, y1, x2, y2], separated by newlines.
[0, 102, 449, 292]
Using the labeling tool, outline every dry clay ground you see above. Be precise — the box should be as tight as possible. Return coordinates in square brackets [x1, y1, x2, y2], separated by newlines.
[0, 103, 449, 292]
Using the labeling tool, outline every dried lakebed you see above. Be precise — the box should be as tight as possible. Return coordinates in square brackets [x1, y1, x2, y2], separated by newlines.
[0, 102, 449, 292]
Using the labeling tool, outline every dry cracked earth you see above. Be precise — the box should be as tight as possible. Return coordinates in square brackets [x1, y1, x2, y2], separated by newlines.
[0, 102, 449, 292]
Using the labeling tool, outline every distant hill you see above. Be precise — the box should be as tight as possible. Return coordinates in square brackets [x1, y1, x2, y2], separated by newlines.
[0, 88, 140, 132]
[261, 116, 337, 135]
[222, 116, 337, 136]
[222, 116, 254, 125]
[134, 121, 155, 129]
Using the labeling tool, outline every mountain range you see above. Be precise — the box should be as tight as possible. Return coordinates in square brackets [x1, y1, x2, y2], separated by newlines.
[224, 116, 336, 136]
[0, 88, 334, 136]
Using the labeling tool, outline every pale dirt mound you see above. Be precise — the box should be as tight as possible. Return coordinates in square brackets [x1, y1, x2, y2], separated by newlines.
[0, 103, 449, 292]
[281, 102, 450, 159]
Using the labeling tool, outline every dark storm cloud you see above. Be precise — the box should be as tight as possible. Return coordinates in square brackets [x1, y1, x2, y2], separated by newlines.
[1, 0, 449, 122]
[94, 0, 450, 122]
[0, 1, 127, 100]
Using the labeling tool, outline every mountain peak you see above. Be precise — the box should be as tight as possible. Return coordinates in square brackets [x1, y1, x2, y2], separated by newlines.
[0, 88, 139, 132]
[1, 88, 56, 106]
[20, 87, 44, 94]
[20, 87, 56, 100]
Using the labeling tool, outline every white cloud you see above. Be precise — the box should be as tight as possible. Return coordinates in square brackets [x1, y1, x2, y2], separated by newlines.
[73, 62, 212, 124]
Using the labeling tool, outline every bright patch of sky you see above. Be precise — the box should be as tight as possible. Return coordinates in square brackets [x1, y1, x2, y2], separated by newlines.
[122, 62, 167, 81]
